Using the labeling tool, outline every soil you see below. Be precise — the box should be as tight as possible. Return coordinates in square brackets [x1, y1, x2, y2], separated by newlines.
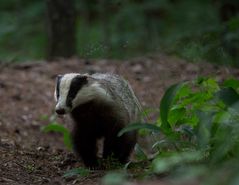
[0, 54, 238, 185]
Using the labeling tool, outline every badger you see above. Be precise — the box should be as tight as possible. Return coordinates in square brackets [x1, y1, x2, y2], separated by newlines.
[54, 73, 141, 167]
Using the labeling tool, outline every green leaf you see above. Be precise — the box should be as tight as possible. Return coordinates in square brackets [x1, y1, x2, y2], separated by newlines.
[141, 108, 158, 118]
[174, 83, 191, 100]
[195, 111, 213, 149]
[41, 123, 73, 150]
[152, 139, 168, 150]
[160, 83, 184, 134]
[117, 123, 160, 137]
[63, 168, 90, 178]
[179, 92, 208, 108]
[184, 113, 199, 127]
[223, 78, 239, 90]
[153, 151, 202, 174]
[196, 76, 207, 85]
[216, 88, 239, 107]
[168, 108, 186, 127]
[134, 143, 148, 161]
[202, 78, 220, 93]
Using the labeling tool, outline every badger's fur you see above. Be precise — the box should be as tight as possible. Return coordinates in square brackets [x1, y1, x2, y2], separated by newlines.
[54, 73, 141, 167]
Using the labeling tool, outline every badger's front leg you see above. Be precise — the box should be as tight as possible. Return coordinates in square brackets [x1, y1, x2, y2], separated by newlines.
[103, 129, 137, 163]
[72, 127, 99, 168]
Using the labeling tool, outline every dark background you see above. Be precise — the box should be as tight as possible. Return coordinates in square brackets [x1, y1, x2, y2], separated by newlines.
[0, 0, 239, 65]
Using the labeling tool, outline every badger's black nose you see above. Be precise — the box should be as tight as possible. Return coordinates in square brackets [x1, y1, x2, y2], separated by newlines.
[56, 108, 65, 115]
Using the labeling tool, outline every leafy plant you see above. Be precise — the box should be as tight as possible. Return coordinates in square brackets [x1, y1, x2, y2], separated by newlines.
[117, 77, 239, 184]
[41, 122, 72, 150]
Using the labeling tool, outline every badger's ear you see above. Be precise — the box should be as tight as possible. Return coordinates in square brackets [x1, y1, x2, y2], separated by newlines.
[56, 74, 63, 79]
[56, 75, 63, 82]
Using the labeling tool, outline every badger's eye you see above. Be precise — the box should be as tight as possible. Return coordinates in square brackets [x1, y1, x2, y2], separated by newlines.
[66, 75, 88, 108]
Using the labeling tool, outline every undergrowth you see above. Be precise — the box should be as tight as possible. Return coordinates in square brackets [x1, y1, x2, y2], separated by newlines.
[118, 76, 239, 185]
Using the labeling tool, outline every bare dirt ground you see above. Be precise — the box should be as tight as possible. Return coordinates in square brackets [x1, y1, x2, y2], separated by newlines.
[0, 54, 238, 185]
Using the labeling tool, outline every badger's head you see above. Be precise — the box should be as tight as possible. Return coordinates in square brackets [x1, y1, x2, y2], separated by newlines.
[54, 73, 110, 115]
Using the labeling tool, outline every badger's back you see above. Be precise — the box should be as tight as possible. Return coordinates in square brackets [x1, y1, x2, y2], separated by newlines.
[89, 73, 142, 124]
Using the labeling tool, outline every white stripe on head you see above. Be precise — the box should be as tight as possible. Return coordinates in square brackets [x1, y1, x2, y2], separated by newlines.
[55, 73, 79, 112]
[54, 88, 57, 102]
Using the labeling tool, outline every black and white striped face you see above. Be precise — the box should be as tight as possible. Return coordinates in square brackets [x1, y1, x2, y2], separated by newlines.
[54, 73, 88, 115]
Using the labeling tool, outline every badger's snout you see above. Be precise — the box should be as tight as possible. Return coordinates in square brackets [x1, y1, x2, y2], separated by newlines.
[55, 108, 66, 115]
[55, 103, 71, 115]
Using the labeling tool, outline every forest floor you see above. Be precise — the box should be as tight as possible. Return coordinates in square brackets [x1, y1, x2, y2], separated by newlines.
[0, 54, 238, 185]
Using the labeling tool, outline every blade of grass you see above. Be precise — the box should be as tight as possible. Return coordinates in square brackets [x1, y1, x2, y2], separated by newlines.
[118, 123, 160, 137]
[41, 122, 72, 150]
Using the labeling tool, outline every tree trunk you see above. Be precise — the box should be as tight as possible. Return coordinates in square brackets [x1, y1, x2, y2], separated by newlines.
[46, 0, 76, 60]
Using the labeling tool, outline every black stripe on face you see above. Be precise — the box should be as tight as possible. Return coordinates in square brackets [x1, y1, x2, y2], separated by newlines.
[66, 75, 88, 108]
[56, 75, 63, 101]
